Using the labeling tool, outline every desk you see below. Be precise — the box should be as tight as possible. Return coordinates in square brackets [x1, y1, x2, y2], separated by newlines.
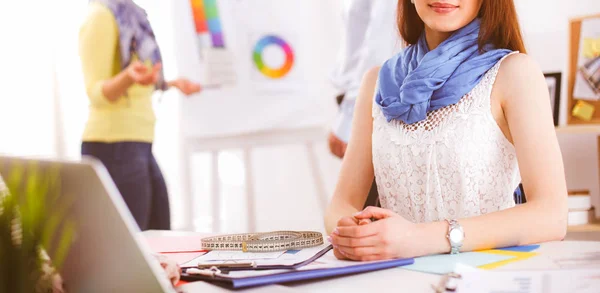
[142, 231, 600, 293]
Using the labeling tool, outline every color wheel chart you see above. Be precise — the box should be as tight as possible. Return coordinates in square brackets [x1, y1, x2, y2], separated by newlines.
[189, 0, 225, 48]
[253, 35, 295, 79]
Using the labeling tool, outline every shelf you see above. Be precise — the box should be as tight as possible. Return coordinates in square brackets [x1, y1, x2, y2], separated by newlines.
[555, 125, 600, 134]
[567, 223, 600, 232]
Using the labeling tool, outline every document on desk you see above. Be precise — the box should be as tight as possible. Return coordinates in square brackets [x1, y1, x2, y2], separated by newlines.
[404, 245, 540, 274]
[194, 250, 285, 262]
[403, 251, 514, 274]
[225, 249, 407, 278]
[455, 268, 600, 293]
[181, 244, 331, 268]
[552, 251, 600, 269]
[180, 249, 415, 289]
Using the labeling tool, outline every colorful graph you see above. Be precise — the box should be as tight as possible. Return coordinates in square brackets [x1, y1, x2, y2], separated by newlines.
[253, 35, 295, 79]
[189, 0, 225, 48]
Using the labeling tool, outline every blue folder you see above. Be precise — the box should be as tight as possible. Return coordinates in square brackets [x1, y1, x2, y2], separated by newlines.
[181, 246, 414, 289]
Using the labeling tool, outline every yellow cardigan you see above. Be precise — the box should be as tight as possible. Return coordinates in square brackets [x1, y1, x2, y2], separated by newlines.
[79, 2, 156, 143]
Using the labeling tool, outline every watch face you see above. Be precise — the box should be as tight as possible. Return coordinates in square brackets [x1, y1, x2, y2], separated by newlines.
[449, 229, 464, 243]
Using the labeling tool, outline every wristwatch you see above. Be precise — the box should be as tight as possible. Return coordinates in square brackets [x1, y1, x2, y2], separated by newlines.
[445, 219, 464, 254]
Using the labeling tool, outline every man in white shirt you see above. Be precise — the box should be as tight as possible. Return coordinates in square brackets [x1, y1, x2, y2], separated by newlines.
[329, 0, 403, 158]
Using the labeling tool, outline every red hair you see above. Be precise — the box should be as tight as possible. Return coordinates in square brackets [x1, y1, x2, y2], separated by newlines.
[397, 0, 527, 53]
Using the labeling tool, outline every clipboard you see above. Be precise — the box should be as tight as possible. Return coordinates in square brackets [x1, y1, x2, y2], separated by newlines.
[180, 246, 415, 289]
[182, 244, 333, 271]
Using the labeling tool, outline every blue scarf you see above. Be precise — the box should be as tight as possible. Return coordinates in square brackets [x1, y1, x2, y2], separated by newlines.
[376, 19, 512, 124]
[91, 0, 166, 90]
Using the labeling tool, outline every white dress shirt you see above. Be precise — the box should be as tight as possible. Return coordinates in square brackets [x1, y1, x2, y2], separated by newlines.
[330, 0, 403, 143]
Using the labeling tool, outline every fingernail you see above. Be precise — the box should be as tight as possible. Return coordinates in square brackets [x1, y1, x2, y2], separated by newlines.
[327, 236, 332, 243]
[333, 228, 339, 235]
[353, 211, 363, 217]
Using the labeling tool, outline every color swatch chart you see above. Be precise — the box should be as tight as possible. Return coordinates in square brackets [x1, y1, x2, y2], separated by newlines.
[189, 0, 225, 48]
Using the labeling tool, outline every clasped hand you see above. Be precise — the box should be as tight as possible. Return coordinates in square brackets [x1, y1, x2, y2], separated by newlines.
[328, 207, 421, 261]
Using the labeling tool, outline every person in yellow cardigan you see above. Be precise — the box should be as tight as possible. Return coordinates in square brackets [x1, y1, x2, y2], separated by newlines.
[79, 0, 201, 230]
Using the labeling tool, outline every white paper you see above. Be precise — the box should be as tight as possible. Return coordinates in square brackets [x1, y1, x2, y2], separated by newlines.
[200, 48, 237, 87]
[186, 250, 285, 263]
[225, 248, 401, 279]
[573, 18, 600, 101]
[552, 251, 600, 269]
[454, 268, 600, 293]
[252, 244, 331, 267]
[181, 244, 330, 268]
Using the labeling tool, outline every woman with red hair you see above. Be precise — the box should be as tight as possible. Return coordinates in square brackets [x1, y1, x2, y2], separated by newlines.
[326, 0, 568, 260]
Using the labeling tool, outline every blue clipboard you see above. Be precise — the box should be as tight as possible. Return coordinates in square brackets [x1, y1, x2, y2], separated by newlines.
[181, 246, 414, 289]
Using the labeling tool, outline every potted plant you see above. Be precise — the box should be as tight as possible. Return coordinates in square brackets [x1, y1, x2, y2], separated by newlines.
[0, 166, 75, 293]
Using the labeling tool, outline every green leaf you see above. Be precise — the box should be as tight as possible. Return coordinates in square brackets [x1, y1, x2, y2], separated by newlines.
[1, 163, 76, 292]
[42, 212, 61, 254]
[51, 220, 76, 270]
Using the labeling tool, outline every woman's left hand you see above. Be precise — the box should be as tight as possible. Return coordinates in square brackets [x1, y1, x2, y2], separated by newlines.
[154, 255, 181, 286]
[329, 207, 421, 261]
[161, 258, 181, 286]
[169, 78, 202, 95]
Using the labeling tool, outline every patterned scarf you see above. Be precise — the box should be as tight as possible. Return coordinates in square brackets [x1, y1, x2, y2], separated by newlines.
[376, 19, 512, 124]
[91, 0, 166, 90]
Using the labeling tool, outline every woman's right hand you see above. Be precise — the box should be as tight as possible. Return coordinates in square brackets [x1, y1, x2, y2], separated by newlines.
[329, 215, 372, 260]
[126, 61, 162, 86]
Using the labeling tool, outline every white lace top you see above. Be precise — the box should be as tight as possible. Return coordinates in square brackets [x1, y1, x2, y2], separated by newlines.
[372, 53, 520, 223]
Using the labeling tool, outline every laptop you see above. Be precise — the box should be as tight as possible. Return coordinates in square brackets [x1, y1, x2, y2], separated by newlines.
[0, 155, 176, 293]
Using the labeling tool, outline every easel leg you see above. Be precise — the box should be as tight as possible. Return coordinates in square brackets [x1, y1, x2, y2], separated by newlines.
[243, 148, 256, 232]
[211, 151, 221, 233]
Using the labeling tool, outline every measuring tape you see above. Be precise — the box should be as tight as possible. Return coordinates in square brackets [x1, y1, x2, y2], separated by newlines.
[201, 231, 324, 252]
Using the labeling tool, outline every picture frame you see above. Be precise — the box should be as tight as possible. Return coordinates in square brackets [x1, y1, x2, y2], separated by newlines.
[544, 72, 562, 126]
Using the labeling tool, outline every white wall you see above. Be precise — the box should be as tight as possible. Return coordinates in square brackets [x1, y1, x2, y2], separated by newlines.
[0, 0, 58, 157]
[516, 0, 600, 215]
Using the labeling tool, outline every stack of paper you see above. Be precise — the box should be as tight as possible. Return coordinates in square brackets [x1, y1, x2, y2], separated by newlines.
[568, 190, 595, 226]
